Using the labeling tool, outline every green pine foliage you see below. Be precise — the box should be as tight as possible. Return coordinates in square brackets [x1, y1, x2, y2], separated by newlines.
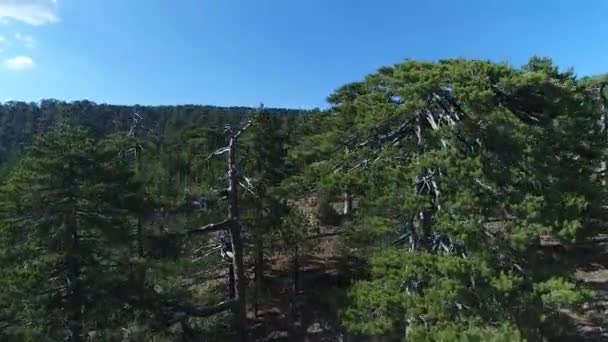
[0, 56, 606, 341]
[317, 57, 604, 340]
[0, 122, 143, 340]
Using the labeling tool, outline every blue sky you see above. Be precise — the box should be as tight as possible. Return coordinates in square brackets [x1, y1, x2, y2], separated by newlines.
[0, 0, 606, 109]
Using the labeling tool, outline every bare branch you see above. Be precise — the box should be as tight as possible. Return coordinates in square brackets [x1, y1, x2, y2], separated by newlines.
[238, 180, 259, 199]
[357, 116, 415, 149]
[181, 299, 237, 316]
[127, 111, 143, 137]
[232, 119, 254, 140]
[206, 118, 255, 162]
[207, 146, 230, 160]
[240, 176, 256, 190]
[187, 218, 233, 235]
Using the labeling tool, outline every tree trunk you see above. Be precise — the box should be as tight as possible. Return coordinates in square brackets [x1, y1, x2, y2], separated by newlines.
[601, 84, 607, 186]
[230, 225, 247, 341]
[600, 111, 607, 186]
[421, 209, 432, 250]
[180, 319, 196, 342]
[137, 216, 144, 257]
[254, 236, 264, 318]
[67, 218, 83, 342]
[343, 191, 353, 217]
[409, 214, 419, 252]
[411, 111, 425, 252]
[289, 243, 301, 337]
[413, 112, 435, 250]
[189, 123, 251, 340]
[228, 262, 236, 299]
[228, 136, 248, 342]
[293, 243, 300, 296]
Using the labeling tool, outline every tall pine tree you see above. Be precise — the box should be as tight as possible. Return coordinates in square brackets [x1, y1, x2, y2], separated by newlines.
[0, 122, 142, 341]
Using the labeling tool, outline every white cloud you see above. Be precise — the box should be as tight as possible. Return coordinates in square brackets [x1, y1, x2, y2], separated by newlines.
[4, 56, 34, 70]
[0, 0, 58, 26]
[15, 33, 35, 48]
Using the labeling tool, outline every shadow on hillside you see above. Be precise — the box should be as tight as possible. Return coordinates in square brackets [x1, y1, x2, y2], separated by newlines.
[249, 255, 376, 341]
[548, 235, 608, 341]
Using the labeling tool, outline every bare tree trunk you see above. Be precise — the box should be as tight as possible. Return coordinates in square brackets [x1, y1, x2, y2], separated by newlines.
[254, 236, 263, 318]
[228, 135, 248, 342]
[412, 112, 425, 252]
[343, 191, 353, 217]
[185, 121, 252, 341]
[409, 214, 419, 252]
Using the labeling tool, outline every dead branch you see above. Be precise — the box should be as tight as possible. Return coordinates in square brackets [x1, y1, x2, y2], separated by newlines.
[187, 218, 233, 235]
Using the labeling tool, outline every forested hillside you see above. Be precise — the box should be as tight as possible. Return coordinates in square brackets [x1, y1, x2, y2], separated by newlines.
[1, 57, 608, 341]
[0, 100, 311, 164]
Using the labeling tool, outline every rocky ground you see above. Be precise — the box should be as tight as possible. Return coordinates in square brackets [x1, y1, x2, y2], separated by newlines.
[560, 234, 608, 341]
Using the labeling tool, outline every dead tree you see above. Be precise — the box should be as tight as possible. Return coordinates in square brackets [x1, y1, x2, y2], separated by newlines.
[185, 120, 253, 341]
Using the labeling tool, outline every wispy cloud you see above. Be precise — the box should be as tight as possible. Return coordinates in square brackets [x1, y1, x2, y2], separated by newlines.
[4, 56, 34, 70]
[15, 33, 35, 48]
[0, 0, 59, 26]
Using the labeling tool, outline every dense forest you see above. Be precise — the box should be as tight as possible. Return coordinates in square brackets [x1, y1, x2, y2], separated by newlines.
[1, 57, 608, 341]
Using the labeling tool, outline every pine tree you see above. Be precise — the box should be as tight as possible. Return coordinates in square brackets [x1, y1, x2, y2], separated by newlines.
[0, 122, 142, 341]
[319, 58, 603, 340]
[240, 105, 290, 317]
